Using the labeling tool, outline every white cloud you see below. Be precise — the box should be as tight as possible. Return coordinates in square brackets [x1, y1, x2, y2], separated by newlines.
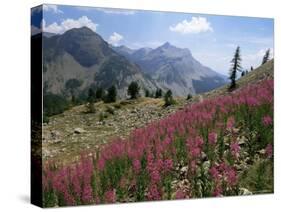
[76, 6, 136, 15]
[43, 16, 98, 34]
[169, 17, 213, 34]
[43, 5, 63, 14]
[108, 32, 124, 45]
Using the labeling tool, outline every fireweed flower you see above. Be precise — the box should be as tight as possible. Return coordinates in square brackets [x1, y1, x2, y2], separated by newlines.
[209, 166, 220, 182]
[175, 189, 186, 199]
[132, 159, 141, 173]
[150, 169, 161, 182]
[163, 159, 173, 172]
[230, 141, 240, 158]
[82, 184, 93, 204]
[186, 136, 204, 159]
[227, 117, 235, 130]
[262, 115, 273, 126]
[226, 167, 237, 186]
[147, 184, 161, 200]
[208, 132, 217, 145]
[212, 185, 223, 197]
[104, 190, 116, 203]
[265, 144, 273, 158]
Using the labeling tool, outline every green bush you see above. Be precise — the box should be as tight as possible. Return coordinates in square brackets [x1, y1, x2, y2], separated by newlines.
[164, 90, 176, 107]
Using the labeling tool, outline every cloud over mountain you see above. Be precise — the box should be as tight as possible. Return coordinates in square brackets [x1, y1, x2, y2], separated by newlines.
[169, 17, 213, 34]
[108, 32, 124, 45]
[43, 16, 98, 34]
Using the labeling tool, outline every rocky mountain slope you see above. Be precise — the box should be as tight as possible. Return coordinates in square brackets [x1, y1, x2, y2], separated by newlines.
[41, 27, 157, 99]
[114, 42, 227, 96]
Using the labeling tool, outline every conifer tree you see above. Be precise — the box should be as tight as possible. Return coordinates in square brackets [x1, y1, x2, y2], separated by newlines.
[106, 85, 117, 103]
[229, 46, 242, 90]
[262, 49, 270, 65]
[128, 81, 140, 99]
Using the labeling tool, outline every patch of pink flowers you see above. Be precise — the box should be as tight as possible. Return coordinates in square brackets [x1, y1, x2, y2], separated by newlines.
[42, 79, 273, 206]
[262, 115, 273, 126]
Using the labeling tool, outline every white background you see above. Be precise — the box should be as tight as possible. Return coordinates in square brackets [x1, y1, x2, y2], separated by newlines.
[0, 0, 279, 211]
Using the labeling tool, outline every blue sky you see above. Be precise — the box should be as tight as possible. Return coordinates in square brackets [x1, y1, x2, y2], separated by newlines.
[31, 4, 274, 75]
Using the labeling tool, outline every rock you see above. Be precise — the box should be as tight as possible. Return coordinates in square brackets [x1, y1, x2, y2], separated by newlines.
[74, 128, 86, 134]
[238, 136, 247, 145]
[239, 188, 253, 195]
[180, 166, 188, 178]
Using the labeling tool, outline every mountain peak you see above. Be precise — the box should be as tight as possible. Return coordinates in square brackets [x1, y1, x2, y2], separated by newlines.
[161, 42, 173, 48]
[63, 26, 96, 37]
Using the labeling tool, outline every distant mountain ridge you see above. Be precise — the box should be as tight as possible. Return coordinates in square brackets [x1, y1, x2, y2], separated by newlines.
[39, 26, 227, 101]
[113, 42, 227, 96]
[41, 27, 157, 99]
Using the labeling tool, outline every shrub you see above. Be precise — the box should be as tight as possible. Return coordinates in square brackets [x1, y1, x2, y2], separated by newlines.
[187, 94, 192, 100]
[164, 90, 175, 106]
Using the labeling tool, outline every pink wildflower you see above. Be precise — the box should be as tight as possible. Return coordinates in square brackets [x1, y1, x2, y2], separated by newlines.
[208, 132, 218, 145]
[104, 189, 116, 203]
[226, 168, 237, 186]
[175, 189, 186, 199]
[150, 169, 161, 182]
[230, 142, 240, 158]
[227, 117, 235, 129]
[132, 159, 141, 173]
[209, 166, 220, 182]
[81, 184, 93, 204]
[147, 184, 161, 200]
[262, 115, 272, 126]
[163, 159, 173, 172]
[212, 185, 222, 197]
[265, 144, 273, 158]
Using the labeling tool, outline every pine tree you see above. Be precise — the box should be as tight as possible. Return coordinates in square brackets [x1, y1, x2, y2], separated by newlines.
[96, 87, 104, 100]
[145, 89, 150, 97]
[106, 85, 117, 103]
[127, 81, 140, 99]
[229, 46, 242, 90]
[87, 88, 96, 103]
[155, 88, 162, 98]
[262, 49, 270, 65]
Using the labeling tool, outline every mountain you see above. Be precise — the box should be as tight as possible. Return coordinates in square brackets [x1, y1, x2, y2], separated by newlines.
[114, 42, 227, 96]
[41, 27, 157, 98]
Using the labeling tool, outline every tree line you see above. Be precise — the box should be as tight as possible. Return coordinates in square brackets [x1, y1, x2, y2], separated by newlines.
[229, 47, 271, 90]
